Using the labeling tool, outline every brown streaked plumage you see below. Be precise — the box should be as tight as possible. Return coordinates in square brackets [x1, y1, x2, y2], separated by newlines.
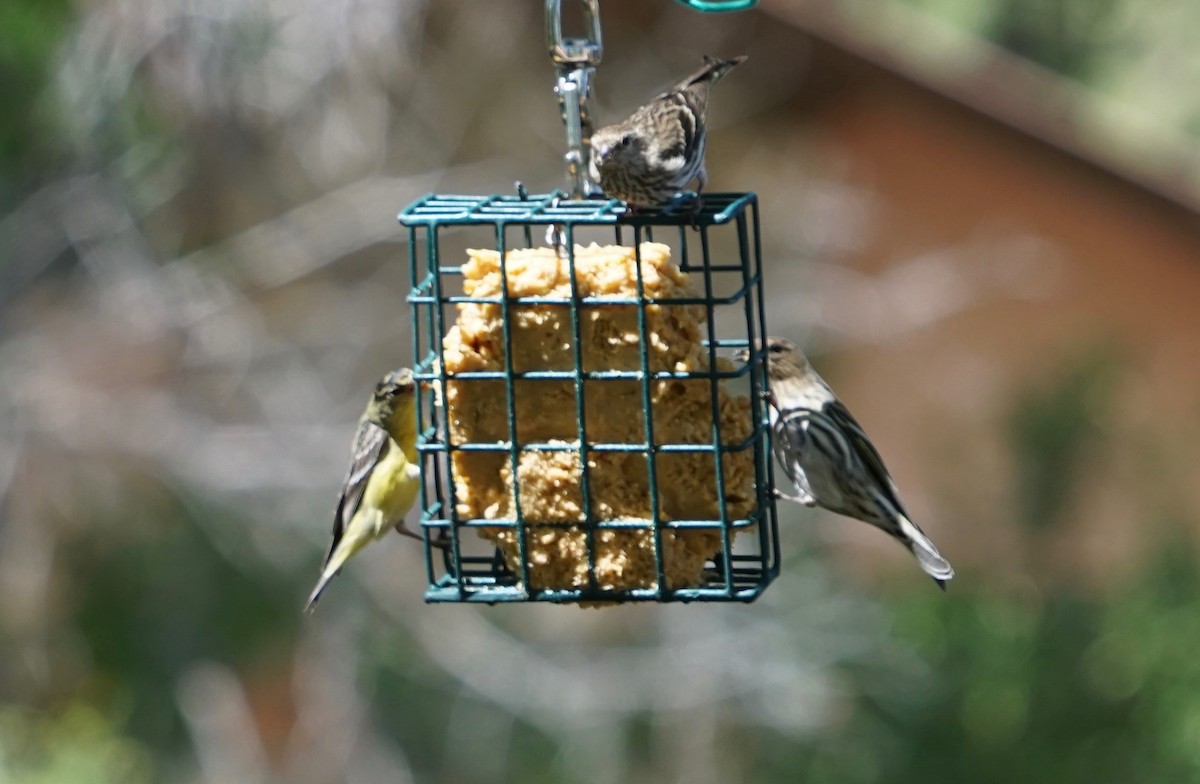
[737, 337, 955, 589]
[589, 54, 746, 207]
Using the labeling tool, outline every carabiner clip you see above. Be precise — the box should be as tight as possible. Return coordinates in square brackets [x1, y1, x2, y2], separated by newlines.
[545, 0, 602, 66]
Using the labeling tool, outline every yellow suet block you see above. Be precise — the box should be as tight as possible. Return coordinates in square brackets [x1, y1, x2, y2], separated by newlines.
[439, 242, 755, 600]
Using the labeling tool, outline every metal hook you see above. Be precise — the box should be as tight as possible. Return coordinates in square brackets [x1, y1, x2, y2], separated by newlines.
[546, 0, 602, 199]
[545, 0, 602, 66]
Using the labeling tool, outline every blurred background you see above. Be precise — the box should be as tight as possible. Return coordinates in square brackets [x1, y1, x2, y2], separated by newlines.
[3, 0, 1200, 781]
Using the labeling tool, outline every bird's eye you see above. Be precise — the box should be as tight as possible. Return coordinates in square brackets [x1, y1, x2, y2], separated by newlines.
[619, 134, 632, 148]
[769, 343, 784, 354]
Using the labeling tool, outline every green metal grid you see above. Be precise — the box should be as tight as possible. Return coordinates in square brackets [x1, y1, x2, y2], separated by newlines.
[400, 190, 780, 603]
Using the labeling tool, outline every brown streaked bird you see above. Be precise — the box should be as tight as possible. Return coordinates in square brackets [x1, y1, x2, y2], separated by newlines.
[589, 54, 746, 208]
[738, 337, 954, 589]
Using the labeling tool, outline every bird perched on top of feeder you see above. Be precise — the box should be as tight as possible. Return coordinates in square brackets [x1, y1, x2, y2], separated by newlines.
[738, 337, 955, 589]
[305, 367, 435, 611]
[589, 54, 746, 210]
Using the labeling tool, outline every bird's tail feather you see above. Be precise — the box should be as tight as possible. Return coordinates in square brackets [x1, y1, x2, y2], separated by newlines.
[674, 54, 747, 92]
[304, 567, 337, 612]
[897, 514, 955, 585]
[303, 530, 369, 612]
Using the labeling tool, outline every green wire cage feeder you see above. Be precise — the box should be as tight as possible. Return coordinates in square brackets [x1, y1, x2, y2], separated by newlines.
[402, 0, 778, 604]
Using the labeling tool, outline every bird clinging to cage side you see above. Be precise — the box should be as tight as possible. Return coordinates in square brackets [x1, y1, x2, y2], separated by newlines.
[589, 54, 746, 210]
[738, 337, 955, 589]
[305, 368, 429, 611]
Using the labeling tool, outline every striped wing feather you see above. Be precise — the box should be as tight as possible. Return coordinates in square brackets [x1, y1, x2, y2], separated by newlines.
[326, 421, 389, 568]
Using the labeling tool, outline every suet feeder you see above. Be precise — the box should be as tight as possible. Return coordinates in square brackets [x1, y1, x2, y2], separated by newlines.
[401, 0, 779, 604]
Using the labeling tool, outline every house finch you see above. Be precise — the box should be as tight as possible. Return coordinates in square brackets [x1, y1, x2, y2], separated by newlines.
[589, 54, 746, 208]
[306, 368, 432, 610]
[738, 337, 955, 588]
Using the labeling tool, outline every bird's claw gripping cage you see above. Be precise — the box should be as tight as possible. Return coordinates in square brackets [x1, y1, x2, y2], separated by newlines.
[400, 0, 779, 605]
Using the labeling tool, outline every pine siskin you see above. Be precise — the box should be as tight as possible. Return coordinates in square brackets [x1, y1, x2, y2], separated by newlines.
[306, 368, 431, 611]
[589, 54, 746, 208]
[738, 337, 955, 589]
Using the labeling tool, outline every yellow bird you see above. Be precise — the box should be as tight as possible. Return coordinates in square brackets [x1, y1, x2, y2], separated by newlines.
[305, 368, 425, 611]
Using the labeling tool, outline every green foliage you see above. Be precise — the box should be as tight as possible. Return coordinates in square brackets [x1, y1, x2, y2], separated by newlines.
[892, 0, 1121, 82]
[365, 626, 563, 783]
[63, 493, 302, 756]
[890, 0, 1200, 144]
[1007, 347, 1118, 530]
[984, 0, 1121, 80]
[681, 535, 1200, 784]
[0, 0, 72, 202]
[881, 540, 1200, 782]
[0, 704, 153, 784]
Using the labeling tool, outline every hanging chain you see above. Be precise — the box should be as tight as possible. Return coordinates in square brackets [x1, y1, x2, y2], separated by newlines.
[545, 0, 602, 199]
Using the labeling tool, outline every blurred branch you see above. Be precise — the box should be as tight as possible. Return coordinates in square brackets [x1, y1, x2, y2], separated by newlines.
[174, 164, 508, 291]
[177, 664, 271, 784]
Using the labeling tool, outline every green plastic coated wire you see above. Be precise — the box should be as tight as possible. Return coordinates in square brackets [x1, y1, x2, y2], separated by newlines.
[400, 190, 781, 604]
[675, 0, 757, 12]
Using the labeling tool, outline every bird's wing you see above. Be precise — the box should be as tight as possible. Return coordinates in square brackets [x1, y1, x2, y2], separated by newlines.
[670, 97, 700, 173]
[631, 96, 695, 175]
[774, 408, 809, 454]
[647, 61, 720, 170]
[656, 55, 744, 113]
[772, 409, 817, 504]
[325, 420, 389, 568]
[822, 399, 906, 510]
[657, 56, 726, 100]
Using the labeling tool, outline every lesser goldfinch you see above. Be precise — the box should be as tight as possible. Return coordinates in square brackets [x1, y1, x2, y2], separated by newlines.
[305, 368, 425, 611]
[589, 55, 746, 208]
[738, 337, 955, 589]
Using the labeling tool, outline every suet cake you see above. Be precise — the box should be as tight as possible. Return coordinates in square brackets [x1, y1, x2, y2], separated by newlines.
[439, 242, 756, 599]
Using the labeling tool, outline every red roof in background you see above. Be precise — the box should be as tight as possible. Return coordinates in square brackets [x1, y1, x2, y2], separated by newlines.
[760, 0, 1200, 222]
